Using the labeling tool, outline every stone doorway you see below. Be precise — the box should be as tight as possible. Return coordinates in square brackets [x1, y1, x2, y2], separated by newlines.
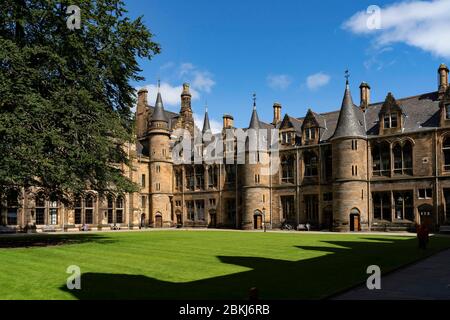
[418, 204, 434, 230]
[323, 206, 333, 230]
[349, 208, 361, 232]
[140, 213, 146, 228]
[253, 210, 262, 230]
[209, 210, 217, 228]
[176, 211, 182, 227]
[154, 213, 163, 228]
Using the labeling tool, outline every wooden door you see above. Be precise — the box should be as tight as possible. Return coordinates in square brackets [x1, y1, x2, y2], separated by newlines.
[155, 215, 163, 228]
[209, 213, 216, 227]
[254, 215, 262, 229]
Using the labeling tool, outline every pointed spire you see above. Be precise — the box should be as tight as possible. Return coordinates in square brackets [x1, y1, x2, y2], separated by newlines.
[151, 91, 169, 123]
[332, 76, 365, 140]
[248, 93, 260, 129]
[202, 103, 211, 134]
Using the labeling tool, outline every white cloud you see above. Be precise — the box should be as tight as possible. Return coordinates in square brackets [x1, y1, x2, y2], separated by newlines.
[179, 63, 216, 93]
[193, 113, 222, 134]
[192, 71, 215, 93]
[266, 74, 292, 90]
[143, 82, 199, 108]
[179, 63, 195, 77]
[306, 72, 330, 90]
[343, 0, 450, 58]
[138, 63, 215, 109]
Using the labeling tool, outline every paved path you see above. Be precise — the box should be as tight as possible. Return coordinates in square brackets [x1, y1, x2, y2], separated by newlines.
[335, 249, 450, 300]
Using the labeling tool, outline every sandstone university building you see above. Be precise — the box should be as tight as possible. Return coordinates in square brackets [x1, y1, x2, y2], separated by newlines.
[2, 64, 450, 233]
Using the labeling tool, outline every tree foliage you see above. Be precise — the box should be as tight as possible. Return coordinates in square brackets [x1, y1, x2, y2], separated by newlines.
[0, 0, 160, 201]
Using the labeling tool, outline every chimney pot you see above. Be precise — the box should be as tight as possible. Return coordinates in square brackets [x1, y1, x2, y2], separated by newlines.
[273, 103, 282, 124]
[359, 82, 371, 111]
[223, 114, 234, 129]
[438, 63, 449, 94]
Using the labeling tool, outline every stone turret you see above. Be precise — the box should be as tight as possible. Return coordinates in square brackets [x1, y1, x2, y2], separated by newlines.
[148, 91, 173, 228]
[178, 83, 195, 135]
[241, 95, 271, 230]
[331, 80, 368, 232]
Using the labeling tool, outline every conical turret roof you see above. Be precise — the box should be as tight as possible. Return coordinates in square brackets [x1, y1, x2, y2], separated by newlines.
[332, 81, 365, 139]
[151, 92, 169, 123]
[202, 108, 211, 134]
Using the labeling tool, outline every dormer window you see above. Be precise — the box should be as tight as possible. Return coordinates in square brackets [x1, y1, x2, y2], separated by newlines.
[379, 93, 402, 134]
[384, 113, 398, 128]
[281, 131, 295, 145]
[305, 128, 316, 141]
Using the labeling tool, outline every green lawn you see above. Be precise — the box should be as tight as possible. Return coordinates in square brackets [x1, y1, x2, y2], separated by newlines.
[0, 230, 449, 300]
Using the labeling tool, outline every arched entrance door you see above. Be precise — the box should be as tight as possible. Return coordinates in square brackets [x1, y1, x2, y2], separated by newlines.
[254, 210, 263, 230]
[175, 211, 182, 227]
[209, 210, 217, 228]
[140, 213, 146, 228]
[323, 206, 333, 230]
[418, 204, 434, 229]
[154, 213, 163, 228]
[349, 208, 361, 232]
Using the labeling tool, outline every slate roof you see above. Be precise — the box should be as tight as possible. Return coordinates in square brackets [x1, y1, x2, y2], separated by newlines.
[202, 109, 211, 134]
[331, 83, 366, 139]
[143, 89, 441, 146]
[292, 91, 440, 142]
[151, 92, 169, 123]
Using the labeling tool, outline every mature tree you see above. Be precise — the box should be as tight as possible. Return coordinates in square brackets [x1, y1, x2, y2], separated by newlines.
[0, 0, 160, 202]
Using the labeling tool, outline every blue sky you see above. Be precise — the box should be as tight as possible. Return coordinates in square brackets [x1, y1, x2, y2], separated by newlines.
[125, 0, 450, 131]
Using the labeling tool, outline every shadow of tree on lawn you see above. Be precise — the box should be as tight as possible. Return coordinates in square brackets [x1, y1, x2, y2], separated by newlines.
[60, 236, 448, 300]
[0, 233, 115, 248]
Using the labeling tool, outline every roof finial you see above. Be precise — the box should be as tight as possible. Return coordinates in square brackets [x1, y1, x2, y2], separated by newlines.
[345, 69, 350, 85]
[157, 77, 161, 92]
[205, 100, 208, 113]
[252, 93, 257, 110]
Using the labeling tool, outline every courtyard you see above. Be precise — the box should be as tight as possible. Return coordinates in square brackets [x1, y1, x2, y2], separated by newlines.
[1, 230, 450, 300]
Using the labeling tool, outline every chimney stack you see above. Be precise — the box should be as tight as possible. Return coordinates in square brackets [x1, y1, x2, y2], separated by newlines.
[223, 114, 234, 129]
[181, 83, 192, 113]
[438, 63, 449, 96]
[137, 88, 148, 110]
[272, 102, 282, 124]
[359, 82, 371, 112]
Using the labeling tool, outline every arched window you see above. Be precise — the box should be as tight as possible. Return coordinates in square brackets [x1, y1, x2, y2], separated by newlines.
[225, 164, 236, 186]
[185, 166, 194, 191]
[35, 192, 46, 225]
[443, 137, 450, 171]
[175, 169, 183, 191]
[372, 142, 390, 176]
[304, 151, 318, 177]
[84, 195, 95, 224]
[6, 190, 19, 225]
[195, 165, 204, 190]
[281, 155, 295, 183]
[49, 195, 59, 225]
[74, 196, 82, 224]
[107, 195, 114, 224]
[116, 196, 124, 223]
[393, 142, 413, 175]
[207, 165, 218, 189]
